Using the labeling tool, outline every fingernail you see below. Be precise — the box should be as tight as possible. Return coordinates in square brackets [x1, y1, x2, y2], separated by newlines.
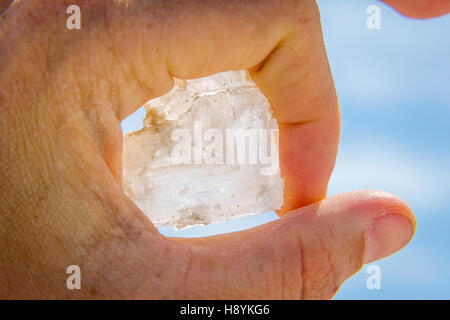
[364, 213, 414, 263]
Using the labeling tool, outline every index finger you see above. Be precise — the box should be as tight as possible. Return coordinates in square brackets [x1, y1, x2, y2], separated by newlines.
[161, 0, 340, 213]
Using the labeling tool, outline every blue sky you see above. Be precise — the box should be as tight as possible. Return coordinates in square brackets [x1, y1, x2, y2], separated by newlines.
[320, 0, 450, 299]
[121, 0, 450, 299]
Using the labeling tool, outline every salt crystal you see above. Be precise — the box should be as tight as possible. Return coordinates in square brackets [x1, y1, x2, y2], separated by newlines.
[123, 70, 283, 229]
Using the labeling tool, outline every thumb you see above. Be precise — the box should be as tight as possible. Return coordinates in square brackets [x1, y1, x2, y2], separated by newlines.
[175, 190, 416, 299]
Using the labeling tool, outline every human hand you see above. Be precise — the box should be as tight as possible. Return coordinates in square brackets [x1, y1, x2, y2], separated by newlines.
[2, 0, 443, 299]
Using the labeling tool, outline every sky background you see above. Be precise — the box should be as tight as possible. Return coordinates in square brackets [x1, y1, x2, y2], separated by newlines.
[121, 0, 450, 299]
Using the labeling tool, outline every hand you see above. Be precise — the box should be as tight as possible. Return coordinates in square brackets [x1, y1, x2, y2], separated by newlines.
[2, 0, 444, 299]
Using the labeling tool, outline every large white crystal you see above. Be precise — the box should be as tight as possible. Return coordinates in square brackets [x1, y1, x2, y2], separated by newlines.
[123, 70, 283, 229]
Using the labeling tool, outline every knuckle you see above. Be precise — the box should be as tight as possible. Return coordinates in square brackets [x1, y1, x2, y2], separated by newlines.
[299, 227, 342, 300]
[303, 249, 340, 299]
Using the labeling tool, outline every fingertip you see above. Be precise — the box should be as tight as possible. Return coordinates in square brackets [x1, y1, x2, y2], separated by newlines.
[381, 0, 450, 19]
[364, 212, 415, 263]
[334, 190, 416, 263]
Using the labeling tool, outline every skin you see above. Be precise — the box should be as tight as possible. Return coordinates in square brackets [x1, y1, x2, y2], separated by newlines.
[0, 0, 446, 299]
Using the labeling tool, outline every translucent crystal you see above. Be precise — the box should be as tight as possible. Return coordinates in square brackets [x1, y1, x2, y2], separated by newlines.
[123, 70, 283, 229]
